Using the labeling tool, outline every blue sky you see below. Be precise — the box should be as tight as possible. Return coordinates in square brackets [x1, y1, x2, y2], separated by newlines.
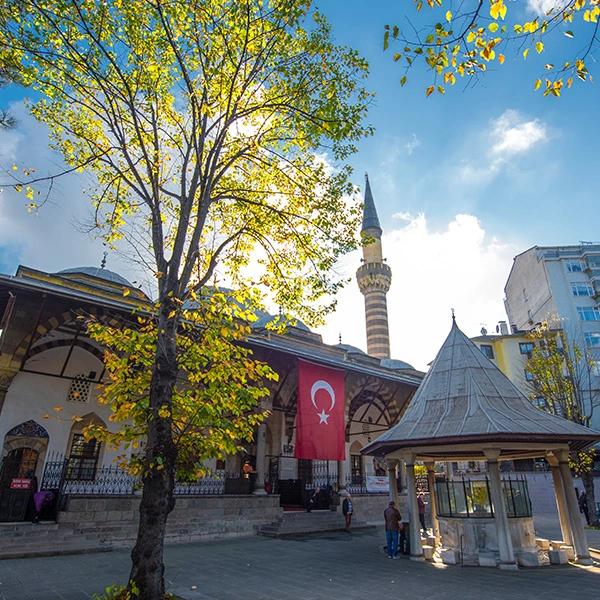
[0, 1, 598, 368]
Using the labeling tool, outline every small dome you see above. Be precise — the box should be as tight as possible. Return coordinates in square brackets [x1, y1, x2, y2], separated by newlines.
[57, 267, 132, 287]
[334, 343, 366, 355]
[380, 357, 415, 370]
[252, 312, 311, 332]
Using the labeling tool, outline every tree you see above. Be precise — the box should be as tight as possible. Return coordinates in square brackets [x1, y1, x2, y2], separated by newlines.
[384, 0, 599, 97]
[526, 320, 600, 526]
[0, 1, 371, 597]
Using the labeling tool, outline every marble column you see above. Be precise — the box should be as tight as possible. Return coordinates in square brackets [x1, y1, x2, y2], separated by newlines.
[424, 461, 440, 542]
[405, 456, 424, 560]
[547, 453, 573, 547]
[558, 454, 592, 564]
[386, 459, 399, 506]
[485, 450, 517, 569]
[253, 423, 267, 495]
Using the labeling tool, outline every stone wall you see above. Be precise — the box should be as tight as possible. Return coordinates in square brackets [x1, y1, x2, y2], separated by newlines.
[58, 494, 283, 549]
[351, 494, 388, 525]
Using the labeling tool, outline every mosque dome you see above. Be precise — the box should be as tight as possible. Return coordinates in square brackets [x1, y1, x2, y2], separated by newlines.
[380, 357, 415, 371]
[334, 343, 367, 355]
[252, 312, 311, 332]
[57, 267, 133, 287]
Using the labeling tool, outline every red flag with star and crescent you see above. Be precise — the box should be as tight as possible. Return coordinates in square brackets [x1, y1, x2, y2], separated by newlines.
[294, 360, 345, 461]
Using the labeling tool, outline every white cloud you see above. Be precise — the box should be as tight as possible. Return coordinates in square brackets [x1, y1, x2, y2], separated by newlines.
[405, 133, 420, 156]
[456, 109, 547, 185]
[527, 1, 567, 17]
[491, 109, 547, 155]
[316, 213, 517, 371]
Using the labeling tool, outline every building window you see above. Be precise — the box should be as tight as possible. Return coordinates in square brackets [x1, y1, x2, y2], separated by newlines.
[524, 369, 534, 382]
[519, 342, 535, 355]
[67, 374, 92, 403]
[534, 397, 546, 409]
[480, 344, 495, 360]
[350, 454, 363, 483]
[584, 332, 600, 348]
[65, 433, 101, 481]
[577, 306, 600, 321]
[567, 261, 585, 272]
[571, 282, 594, 297]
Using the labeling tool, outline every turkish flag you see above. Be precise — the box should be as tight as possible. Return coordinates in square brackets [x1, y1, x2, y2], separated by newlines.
[294, 360, 345, 460]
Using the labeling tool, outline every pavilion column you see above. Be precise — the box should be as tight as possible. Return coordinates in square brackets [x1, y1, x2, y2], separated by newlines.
[253, 423, 267, 495]
[547, 453, 573, 547]
[485, 450, 517, 570]
[405, 455, 424, 560]
[398, 461, 407, 493]
[557, 451, 592, 564]
[386, 459, 399, 506]
[424, 461, 440, 542]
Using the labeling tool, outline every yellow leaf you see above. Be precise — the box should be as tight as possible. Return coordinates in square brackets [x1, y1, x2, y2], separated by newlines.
[123, 288, 131, 297]
[523, 48, 530, 59]
[534, 79, 542, 90]
[446, 10, 452, 23]
[535, 41, 544, 54]
[53, 405, 64, 412]
[498, 53, 505, 64]
[488, 22, 499, 33]
[425, 85, 434, 97]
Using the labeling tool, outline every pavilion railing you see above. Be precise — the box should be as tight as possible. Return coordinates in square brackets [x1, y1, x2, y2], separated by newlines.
[435, 476, 532, 519]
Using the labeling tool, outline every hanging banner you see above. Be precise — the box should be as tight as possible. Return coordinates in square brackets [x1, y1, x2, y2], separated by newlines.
[366, 475, 389, 493]
[294, 360, 345, 461]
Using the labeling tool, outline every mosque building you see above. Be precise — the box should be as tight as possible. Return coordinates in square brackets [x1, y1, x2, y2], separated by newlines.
[0, 177, 423, 544]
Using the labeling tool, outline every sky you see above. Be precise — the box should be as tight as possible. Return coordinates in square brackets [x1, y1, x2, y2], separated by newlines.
[0, 1, 599, 370]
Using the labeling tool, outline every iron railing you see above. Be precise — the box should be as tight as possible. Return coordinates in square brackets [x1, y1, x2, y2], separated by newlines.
[40, 455, 242, 497]
[435, 476, 532, 519]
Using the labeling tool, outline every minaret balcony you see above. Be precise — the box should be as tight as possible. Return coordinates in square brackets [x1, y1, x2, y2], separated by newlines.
[356, 262, 392, 294]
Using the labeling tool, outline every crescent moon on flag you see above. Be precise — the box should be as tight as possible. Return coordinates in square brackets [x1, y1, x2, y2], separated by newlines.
[311, 380, 336, 413]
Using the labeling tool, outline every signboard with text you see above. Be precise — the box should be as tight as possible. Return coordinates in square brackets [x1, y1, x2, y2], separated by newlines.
[366, 475, 389, 493]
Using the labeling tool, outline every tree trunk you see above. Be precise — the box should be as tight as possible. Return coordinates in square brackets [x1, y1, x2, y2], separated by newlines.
[581, 471, 598, 527]
[128, 306, 178, 599]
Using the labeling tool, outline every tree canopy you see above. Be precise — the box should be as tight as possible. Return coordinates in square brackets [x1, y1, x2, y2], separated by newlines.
[384, 0, 599, 97]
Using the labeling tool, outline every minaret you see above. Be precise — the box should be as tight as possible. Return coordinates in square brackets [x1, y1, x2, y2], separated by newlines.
[356, 174, 392, 359]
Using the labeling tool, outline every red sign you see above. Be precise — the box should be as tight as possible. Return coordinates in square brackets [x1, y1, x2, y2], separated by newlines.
[294, 360, 345, 461]
[10, 478, 32, 490]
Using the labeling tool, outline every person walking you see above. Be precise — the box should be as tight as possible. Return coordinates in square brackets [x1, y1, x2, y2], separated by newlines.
[417, 493, 428, 535]
[341, 490, 353, 532]
[578, 490, 590, 525]
[384, 501, 402, 559]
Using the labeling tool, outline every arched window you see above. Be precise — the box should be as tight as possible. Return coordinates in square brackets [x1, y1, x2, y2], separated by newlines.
[65, 414, 105, 481]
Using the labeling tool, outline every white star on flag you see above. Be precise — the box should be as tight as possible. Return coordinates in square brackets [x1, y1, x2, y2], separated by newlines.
[318, 409, 330, 424]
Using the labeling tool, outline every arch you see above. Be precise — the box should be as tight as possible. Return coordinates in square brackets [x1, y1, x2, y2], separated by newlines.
[345, 390, 393, 441]
[5, 420, 49, 439]
[12, 308, 121, 367]
[349, 440, 363, 454]
[2, 420, 50, 478]
[65, 412, 107, 480]
[26, 338, 105, 364]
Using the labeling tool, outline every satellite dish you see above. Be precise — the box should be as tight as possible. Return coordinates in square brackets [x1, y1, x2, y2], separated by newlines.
[481, 327, 488, 335]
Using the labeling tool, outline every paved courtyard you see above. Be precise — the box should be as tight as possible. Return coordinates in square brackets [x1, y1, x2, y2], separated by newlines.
[1, 526, 600, 600]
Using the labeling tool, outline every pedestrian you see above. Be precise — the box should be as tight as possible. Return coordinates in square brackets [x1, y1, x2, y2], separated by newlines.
[417, 493, 428, 535]
[578, 489, 590, 525]
[341, 490, 353, 532]
[306, 486, 320, 513]
[384, 501, 402, 559]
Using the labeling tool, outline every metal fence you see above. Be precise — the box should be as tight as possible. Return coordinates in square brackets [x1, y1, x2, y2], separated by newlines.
[435, 476, 532, 519]
[40, 455, 239, 497]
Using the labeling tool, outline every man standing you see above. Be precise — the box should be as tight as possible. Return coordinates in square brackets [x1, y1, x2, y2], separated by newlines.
[341, 490, 353, 532]
[384, 501, 402, 559]
[417, 494, 428, 535]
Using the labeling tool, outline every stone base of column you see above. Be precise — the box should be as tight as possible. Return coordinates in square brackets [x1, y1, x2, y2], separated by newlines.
[252, 488, 267, 496]
[498, 562, 519, 571]
[409, 555, 425, 562]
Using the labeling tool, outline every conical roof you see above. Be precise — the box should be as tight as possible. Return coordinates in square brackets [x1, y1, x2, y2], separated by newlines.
[362, 174, 382, 234]
[364, 319, 600, 455]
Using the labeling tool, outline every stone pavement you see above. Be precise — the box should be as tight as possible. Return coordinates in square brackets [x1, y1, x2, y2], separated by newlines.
[1, 528, 600, 600]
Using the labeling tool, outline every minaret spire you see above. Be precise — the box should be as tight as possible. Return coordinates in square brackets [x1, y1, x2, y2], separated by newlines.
[356, 174, 392, 359]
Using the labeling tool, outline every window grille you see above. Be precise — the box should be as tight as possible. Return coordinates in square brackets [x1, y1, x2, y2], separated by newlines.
[67, 374, 91, 403]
